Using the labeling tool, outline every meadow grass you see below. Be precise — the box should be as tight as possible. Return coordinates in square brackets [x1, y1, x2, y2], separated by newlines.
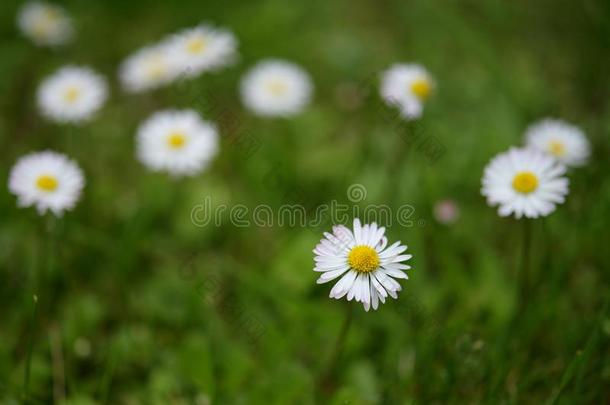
[1, 0, 609, 403]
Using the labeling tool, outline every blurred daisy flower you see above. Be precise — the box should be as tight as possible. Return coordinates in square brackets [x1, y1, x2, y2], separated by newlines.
[524, 118, 590, 167]
[314, 218, 412, 311]
[433, 199, 459, 225]
[136, 110, 219, 177]
[17, 1, 73, 47]
[9, 151, 85, 216]
[240, 59, 313, 117]
[168, 23, 238, 78]
[380, 63, 435, 120]
[37, 66, 108, 123]
[119, 43, 179, 93]
[482, 147, 569, 219]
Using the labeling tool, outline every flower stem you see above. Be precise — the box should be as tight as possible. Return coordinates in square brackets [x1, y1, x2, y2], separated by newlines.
[23, 294, 38, 403]
[317, 303, 354, 394]
[518, 219, 532, 309]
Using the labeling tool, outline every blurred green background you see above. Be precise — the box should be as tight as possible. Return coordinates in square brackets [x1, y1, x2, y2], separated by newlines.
[1, 0, 610, 403]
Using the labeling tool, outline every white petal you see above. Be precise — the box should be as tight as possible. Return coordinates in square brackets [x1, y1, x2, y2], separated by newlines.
[329, 270, 358, 299]
[316, 266, 351, 284]
[353, 218, 362, 245]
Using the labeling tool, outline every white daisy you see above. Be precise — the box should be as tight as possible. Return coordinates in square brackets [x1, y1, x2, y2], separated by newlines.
[119, 43, 179, 93]
[380, 63, 435, 120]
[481, 147, 569, 219]
[240, 59, 313, 117]
[8, 151, 85, 216]
[167, 23, 238, 78]
[37, 66, 108, 123]
[136, 110, 219, 176]
[17, 1, 73, 47]
[314, 218, 412, 311]
[524, 118, 590, 167]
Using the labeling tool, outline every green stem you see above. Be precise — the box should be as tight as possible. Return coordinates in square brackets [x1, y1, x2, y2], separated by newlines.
[99, 348, 118, 404]
[317, 303, 354, 394]
[23, 295, 38, 403]
[518, 219, 532, 309]
[45, 216, 55, 302]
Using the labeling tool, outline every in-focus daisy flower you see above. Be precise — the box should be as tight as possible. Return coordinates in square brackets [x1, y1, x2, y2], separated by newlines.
[380, 63, 435, 120]
[524, 118, 590, 167]
[9, 151, 84, 216]
[314, 218, 412, 311]
[241, 59, 313, 117]
[482, 147, 569, 219]
[119, 44, 179, 93]
[17, 1, 73, 47]
[37, 66, 108, 123]
[167, 23, 238, 78]
[136, 110, 219, 176]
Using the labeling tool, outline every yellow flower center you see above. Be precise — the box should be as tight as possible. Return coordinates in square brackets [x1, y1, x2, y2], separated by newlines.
[512, 171, 538, 194]
[186, 37, 207, 54]
[410, 79, 431, 100]
[348, 245, 380, 273]
[43, 8, 59, 21]
[32, 20, 52, 37]
[167, 132, 187, 149]
[32, 9, 58, 37]
[266, 79, 287, 96]
[548, 140, 566, 157]
[36, 175, 58, 192]
[64, 87, 80, 103]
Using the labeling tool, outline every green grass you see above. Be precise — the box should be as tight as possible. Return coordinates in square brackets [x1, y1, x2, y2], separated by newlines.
[1, 0, 610, 403]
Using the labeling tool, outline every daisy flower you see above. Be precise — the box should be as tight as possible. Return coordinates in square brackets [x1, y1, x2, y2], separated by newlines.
[240, 59, 313, 117]
[167, 23, 238, 78]
[481, 147, 569, 219]
[433, 199, 459, 225]
[314, 218, 412, 311]
[37, 66, 108, 123]
[524, 118, 590, 167]
[380, 63, 435, 120]
[17, 1, 73, 47]
[9, 151, 85, 216]
[119, 43, 179, 93]
[136, 110, 219, 176]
